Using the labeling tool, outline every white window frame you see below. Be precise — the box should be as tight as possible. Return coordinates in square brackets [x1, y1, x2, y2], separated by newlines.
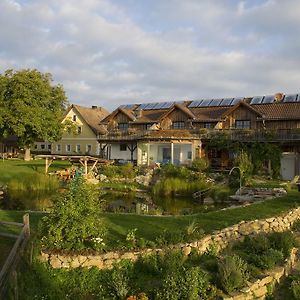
[66, 144, 71, 152]
[56, 144, 61, 152]
[76, 144, 81, 153]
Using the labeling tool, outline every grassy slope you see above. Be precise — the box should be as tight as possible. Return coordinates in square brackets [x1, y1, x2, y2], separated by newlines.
[1, 159, 300, 247]
[1, 191, 300, 248]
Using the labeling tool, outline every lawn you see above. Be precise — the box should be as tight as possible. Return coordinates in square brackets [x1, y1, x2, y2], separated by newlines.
[1, 190, 300, 250]
[0, 158, 70, 183]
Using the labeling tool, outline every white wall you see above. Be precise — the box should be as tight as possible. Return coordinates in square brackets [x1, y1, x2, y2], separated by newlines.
[110, 143, 137, 160]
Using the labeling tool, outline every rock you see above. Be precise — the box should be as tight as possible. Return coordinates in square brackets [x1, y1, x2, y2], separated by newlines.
[252, 286, 267, 298]
[182, 246, 192, 256]
[203, 197, 214, 204]
[50, 256, 62, 268]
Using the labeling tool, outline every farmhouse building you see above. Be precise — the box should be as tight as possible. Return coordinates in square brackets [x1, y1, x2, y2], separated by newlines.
[97, 93, 300, 180]
[51, 104, 109, 156]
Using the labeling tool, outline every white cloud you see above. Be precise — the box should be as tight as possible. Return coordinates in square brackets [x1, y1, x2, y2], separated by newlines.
[0, 0, 300, 110]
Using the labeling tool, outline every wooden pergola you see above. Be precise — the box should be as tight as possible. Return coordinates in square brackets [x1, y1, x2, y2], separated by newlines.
[35, 155, 110, 176]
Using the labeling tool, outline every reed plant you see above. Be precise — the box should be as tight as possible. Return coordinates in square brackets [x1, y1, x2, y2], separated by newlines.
[153, 177, 209, 196]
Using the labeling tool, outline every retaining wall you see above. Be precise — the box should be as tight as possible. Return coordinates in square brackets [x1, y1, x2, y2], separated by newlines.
[40, 207, 300, 270]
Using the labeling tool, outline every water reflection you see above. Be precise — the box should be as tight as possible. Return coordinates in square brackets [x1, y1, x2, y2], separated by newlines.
[1, 188, 230, 215]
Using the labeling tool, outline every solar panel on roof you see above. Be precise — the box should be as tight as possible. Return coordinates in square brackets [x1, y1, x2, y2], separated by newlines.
[161, 102, 174, 109]
[262, 95, 274, 104]
[250, 96, 264, 105]
[209, 99, 222, 107]
[284, 94, 298, 103]
[231, 98, 243, 106]
[120, 104, 135, 109]
[139, 103, 150, 109]
[220, 98, 233, 106]
[154, 102, 164, 109]
[198, 99, 213, 107]
[188, 101, 202, 108]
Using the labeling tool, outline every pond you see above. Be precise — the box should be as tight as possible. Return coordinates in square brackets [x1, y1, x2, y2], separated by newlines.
[0, 187, 233, 215]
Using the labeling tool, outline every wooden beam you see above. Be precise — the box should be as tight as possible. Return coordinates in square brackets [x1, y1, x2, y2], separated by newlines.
[89, 160, 99, 173]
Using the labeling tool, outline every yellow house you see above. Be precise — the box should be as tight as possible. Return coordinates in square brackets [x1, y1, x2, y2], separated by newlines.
[52, 104, 109, 156]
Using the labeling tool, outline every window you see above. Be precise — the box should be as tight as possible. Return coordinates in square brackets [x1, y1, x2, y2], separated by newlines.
[48, 144, 51, 150]
[204, 123, 212, 129]
[56, 144, 61, 152]
[73, 115, 77, 122]
[66, 144, 71, 152]
[235, 120, 251, 129]
[118, 123, 129, 130]
[77, 126, 82, 134]
[86, 144, 92, 153]
[143, 124, 153, 130]
[187, 151, 192, 159]
[172, 121, 185, 129]
[34, 144, 38, 149]
[76, 144, 81, 152]
[120, 144, 127, 151]
[41, 144, 45, 150]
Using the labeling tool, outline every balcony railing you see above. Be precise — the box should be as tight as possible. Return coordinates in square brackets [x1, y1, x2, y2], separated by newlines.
[204, 129, 300, 142]
[97, 128, 300, 142]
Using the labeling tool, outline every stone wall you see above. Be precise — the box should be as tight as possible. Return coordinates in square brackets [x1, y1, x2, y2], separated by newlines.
[222, 248, 298, 300]
[40, 207, 300, 270]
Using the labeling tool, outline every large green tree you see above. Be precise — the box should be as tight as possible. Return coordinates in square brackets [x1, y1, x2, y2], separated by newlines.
[0, 69, 68, 160]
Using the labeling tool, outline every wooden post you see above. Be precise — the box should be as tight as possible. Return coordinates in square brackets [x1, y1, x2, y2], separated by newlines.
[45, 157, 48, 174]
[84, 159, 88, 176]
[171, 142, 174, 164]
[147, 143, 150, 166]
[23, 214, 30, 238]
[12, 270, 18, 300]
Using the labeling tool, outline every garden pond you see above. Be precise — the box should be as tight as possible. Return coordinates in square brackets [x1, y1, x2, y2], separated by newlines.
[0, 187, 235, 215]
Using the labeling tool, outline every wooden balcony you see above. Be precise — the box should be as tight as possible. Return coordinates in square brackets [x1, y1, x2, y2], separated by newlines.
[203, 129, 300, 142]
[97, 128, 300, 143]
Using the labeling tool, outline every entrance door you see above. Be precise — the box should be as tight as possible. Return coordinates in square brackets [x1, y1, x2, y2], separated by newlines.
[162, 147, 171, 164]
[281, 153, 295, 180]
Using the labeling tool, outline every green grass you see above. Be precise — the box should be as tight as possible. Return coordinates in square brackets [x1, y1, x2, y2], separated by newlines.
[0, 159, 70, 183]
[1, 190, 300, 250]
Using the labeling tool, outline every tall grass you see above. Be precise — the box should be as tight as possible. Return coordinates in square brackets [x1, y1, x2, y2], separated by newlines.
[4, 173, 60, 192]
[153, 178, 209, 196]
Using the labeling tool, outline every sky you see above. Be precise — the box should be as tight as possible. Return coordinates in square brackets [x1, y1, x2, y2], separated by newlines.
[1, 0, 300, 111]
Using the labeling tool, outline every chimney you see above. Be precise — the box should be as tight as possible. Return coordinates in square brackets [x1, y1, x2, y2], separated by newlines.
[274, 93, 284, 102]
[135, 109, 143, 118]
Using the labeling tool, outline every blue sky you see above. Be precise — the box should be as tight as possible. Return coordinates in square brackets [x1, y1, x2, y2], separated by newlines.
[0, 0, 300, 111]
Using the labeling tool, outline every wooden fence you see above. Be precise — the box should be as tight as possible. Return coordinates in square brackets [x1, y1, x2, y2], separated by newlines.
[0, 214, 30, 298]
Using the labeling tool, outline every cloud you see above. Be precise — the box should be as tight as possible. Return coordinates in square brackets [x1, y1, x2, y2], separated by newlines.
[0, 0, 300, 110]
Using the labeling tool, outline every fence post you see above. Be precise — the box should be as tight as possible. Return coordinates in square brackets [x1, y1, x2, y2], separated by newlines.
[23, 214, 30, 238]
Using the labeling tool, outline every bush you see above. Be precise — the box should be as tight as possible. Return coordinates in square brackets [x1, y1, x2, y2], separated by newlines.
[218, 255, 249, 293]
[291, 280, 300, 300]
[160, 164, 193, 179]
[39, 176, 106, 251]
[152, 177, 209, 196]
[100, 163, 137, 179]
[190, 158, 209, 172]
[269, 231, 296, 258]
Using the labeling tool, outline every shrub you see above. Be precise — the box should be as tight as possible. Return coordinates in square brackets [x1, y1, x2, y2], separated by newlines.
[39, 176, 106, 251]
[291, 280, 300, 300]
[152, 177, 209, 196]
[218, 255, 249, 293]
[190, 158, 209, 172]
[234, 150, 253, 184]
[160, 164, 192, 179]
[269, 231, 296, 257]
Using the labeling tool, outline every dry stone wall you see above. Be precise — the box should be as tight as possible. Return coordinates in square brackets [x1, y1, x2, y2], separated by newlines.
[222, 248, 298, 300]
[40, 207, 300, 270]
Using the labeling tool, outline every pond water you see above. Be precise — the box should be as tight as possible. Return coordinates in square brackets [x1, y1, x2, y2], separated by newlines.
[0, 188, 233, 215]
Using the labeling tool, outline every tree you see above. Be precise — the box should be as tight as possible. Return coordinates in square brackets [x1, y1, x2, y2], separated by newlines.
[0, 69, 67, 160]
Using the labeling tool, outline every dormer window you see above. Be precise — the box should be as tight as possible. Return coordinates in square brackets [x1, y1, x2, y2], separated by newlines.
[172, 121, 185, 129]
[73, 115, 77, 122]
[118, 123, 129, 130]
